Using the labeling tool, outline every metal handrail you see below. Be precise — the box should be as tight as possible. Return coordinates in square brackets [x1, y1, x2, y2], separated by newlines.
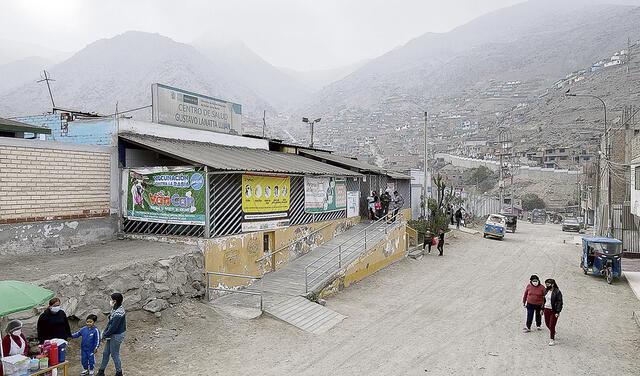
[256, 221, 335, 262]
[304, 212, 404, 293]
[205, 271, 263, 311]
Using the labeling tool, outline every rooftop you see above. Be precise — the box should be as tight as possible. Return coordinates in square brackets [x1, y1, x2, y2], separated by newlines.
[120, 133, 361, 177]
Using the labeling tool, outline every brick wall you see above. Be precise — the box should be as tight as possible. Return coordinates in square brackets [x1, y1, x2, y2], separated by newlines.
[0, 144, 111, 223]
[632, 132, 640, 162]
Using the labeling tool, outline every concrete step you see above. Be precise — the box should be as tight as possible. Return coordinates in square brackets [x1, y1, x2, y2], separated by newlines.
[264, 296, 346, 334]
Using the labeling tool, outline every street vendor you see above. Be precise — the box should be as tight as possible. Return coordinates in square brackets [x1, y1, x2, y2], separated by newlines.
[37, 298, 72, 344]
[1, 320, 29, 375]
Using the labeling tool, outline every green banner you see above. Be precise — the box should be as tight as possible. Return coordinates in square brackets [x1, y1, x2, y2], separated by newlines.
[126, 170, 206, 225]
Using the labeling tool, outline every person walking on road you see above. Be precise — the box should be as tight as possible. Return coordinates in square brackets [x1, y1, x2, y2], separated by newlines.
[541, 279, 563, 346]
[455, 208, 463, 229]
[437, 231, 445, 256]
[422, 230, 434, 255]
[522, 274, 545, 332]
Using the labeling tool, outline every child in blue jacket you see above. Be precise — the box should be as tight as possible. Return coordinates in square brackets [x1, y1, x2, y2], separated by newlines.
[72, 314, 101, 375]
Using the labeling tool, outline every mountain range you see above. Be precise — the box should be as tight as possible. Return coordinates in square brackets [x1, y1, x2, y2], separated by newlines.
[1, 0, 640, 144]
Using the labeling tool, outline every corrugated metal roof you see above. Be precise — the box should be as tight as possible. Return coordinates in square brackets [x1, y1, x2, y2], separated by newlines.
[120, 133, 361, 176]
[299, 149, 411, 179]
[0, 117, 52, 134]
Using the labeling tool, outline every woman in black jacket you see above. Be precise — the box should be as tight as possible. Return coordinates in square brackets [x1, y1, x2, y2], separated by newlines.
[541, 278, 563, 346]
[37, 298, 72, 344]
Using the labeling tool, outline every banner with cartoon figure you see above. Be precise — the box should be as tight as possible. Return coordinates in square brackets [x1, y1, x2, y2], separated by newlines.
[242, 174, 290, 218]
[126, 170, 206, 225]
[304, 177, 347, 213]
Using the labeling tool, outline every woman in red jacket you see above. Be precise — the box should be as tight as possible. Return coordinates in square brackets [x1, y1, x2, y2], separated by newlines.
[522, 274, 545, 332]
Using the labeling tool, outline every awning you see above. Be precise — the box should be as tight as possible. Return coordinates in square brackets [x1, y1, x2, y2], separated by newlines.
[0, 117, 52, 134]
[120, 133, 361, 176]
[299, 149, 411, 179]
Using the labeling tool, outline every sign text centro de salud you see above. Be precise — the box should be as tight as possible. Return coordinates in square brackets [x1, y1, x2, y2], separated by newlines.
[151, 83, 242, 135]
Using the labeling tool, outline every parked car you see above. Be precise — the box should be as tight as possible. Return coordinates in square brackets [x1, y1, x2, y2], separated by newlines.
[562, 217, 581, 232]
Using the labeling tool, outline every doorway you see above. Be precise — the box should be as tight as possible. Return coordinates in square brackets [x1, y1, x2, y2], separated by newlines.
[263, 231, 276, 271]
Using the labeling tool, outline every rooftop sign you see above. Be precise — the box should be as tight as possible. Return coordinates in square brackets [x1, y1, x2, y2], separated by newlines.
[151, 83, 242, 135]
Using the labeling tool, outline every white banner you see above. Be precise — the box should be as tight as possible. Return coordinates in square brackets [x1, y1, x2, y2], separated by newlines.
[347, 191, 360, 218]
[304, 177, 347, 213]
[152, 83, 242, 135]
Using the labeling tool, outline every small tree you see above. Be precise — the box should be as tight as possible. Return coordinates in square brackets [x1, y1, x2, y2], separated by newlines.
[463, 166, 497, 193]
[522, 193, 546, 210]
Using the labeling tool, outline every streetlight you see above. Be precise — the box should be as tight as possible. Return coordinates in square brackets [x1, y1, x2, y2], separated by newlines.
[565, 89, 611, 237]
[302, 117, 322, 148]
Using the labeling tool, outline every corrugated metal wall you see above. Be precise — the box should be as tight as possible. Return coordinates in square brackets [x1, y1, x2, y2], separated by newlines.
[210, 173, 242, 236]
[613, 203, 640, 254]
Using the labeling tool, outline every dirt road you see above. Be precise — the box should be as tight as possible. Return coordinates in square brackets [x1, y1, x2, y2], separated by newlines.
[70, 222, 640, 375]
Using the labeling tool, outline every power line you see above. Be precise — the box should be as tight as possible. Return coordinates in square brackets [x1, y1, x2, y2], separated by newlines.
[103, 104, 152, 117]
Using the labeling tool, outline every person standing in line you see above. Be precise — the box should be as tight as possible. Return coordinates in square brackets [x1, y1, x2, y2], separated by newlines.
[437, 231, 445, 256]
[391, 191, 404, 222]
[455, 208, 463, 229]
[380, 191, 392, 217]
[367, 191, 378, 220]
[37, 297, 72, 344]
[521, 275, 545, 332]
[541, 279, 563, 346]
[96, 293, 126, 376]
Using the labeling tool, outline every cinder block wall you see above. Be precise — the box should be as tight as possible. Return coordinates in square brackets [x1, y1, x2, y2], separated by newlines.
[0, 142, 111, 223]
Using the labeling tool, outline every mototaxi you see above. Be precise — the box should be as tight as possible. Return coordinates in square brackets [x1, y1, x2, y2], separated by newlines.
[502, 213, 517, 233]
[581, 237, 623, 284]
[484, 214, 506, 240]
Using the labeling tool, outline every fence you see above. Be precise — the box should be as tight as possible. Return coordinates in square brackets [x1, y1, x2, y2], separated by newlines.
[612, 203, 640, 254]
[460, 192, 501, 219]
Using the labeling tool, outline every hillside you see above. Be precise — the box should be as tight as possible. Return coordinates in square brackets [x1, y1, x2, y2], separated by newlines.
[0, 31, 273, 118]
[283, 0, 640, 167]
[192, 36, 310, 110]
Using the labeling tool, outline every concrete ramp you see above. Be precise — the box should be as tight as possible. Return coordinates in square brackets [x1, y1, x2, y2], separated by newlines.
[264, 296, 346, 334]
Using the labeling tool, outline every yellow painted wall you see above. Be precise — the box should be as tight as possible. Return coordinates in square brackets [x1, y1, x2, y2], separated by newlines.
[320, 224, 409, 298]
[203, 216, 360, 289]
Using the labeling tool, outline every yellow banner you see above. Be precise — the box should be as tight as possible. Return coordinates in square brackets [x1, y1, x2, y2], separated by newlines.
[242, 174, 291, 213]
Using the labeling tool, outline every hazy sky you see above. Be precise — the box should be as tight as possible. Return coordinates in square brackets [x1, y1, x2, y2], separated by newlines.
[0, 0, 529, 70]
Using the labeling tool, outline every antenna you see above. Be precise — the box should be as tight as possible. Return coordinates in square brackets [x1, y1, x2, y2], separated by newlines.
[263, 110, 266, 138]
[37, 70, 56, 109]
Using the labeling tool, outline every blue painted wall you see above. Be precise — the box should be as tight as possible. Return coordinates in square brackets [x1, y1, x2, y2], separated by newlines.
[12, 114, 116, 146]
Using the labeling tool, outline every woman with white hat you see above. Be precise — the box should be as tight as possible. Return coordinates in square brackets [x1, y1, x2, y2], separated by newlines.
[1, 320, 29, 375]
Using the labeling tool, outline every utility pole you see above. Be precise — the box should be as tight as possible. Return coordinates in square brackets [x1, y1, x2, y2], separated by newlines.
[37, 70, 56, 109]
[423, 111, 429, 217]
[565, 90, 610, 236]
[262, 110, 266, 138]
[498, 128, 510, 213]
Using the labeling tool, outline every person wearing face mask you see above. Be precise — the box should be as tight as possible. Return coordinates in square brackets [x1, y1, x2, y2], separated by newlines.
[521, 274, 545, 332]
[541, 278, 563, 346]
[37, 297, 72, 344]
[1, 320, 29, 374]
[96, 293, 126, 376]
